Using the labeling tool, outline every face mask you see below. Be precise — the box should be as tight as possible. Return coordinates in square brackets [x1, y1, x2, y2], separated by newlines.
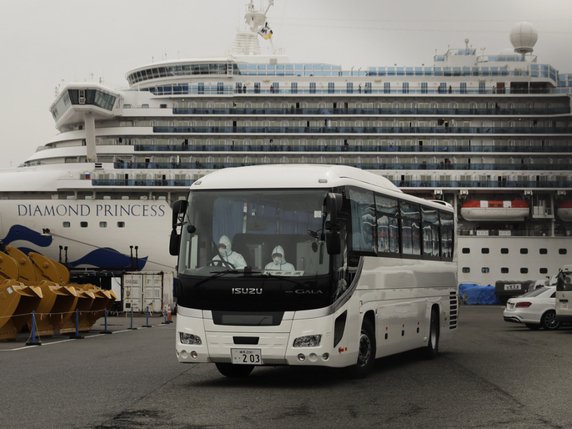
[219, 245, 228, 257]
[273, 255, 283, 265]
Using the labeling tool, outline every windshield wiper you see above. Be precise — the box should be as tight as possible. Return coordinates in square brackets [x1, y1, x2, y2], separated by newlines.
[194, 269, 243, 287]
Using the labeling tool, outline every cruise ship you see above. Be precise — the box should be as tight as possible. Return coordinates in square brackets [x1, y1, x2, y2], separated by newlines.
[0, 0, 571, 293]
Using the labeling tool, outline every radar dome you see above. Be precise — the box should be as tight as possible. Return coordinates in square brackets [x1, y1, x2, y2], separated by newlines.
[510, 22, 538, 55]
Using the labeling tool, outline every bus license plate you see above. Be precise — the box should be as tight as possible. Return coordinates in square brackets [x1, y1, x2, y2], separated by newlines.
[231, 349, 263, 365]
[504, 284, 521, 291]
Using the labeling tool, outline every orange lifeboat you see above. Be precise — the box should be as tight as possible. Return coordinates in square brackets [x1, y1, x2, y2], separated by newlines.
[557, 200, 572, 222]
[460, 199, 529, 221]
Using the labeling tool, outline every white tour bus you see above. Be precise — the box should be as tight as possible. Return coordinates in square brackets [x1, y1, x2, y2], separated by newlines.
[170, 165, 458, 377]
[556, 265, 572, 325]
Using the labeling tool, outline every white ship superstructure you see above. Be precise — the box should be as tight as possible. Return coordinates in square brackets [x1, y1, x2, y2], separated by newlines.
[0, 1, 571, 288]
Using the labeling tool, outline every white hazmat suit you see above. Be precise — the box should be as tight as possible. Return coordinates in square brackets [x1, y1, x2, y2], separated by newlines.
[264, 245, 295, 272]
[212, 235, 247, 269]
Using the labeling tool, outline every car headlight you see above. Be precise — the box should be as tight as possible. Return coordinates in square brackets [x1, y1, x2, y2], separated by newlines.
[179, 332, 202, 345]
[293, 335, 321, 347]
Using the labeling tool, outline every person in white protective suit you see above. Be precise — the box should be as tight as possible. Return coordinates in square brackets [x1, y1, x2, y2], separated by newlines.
[212, 235, 247, 269]
[264, 245, 295, 272]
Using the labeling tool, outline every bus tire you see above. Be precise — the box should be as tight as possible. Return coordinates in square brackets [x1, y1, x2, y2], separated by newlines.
[349, 318, 376, 378]
[424, 307, 440, 359]
[215, 363, 254, 378]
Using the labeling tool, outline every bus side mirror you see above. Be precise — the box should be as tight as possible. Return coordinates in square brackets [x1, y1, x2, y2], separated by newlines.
[325, 192, 343, 223]
[169, 230, 181, 256]
[325, 229, 341, 255]
[323, 193, 343, 255]
[169, 200, 188, 256]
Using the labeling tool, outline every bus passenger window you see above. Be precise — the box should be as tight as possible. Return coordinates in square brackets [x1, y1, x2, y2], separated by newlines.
[375, 195, 399, 255]
[349, 188, 376, 253]
[401, 202, 421, 255]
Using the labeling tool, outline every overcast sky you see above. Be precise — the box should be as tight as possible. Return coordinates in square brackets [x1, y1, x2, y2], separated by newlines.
[1, 0, 571, 168]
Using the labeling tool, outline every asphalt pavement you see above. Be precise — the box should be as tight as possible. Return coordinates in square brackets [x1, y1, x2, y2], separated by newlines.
[0, 307, 571, 428]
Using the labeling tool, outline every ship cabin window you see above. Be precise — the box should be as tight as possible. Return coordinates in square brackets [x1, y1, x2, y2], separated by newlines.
[462, 247, 470, 254]
[481, 248, 489, 254]
[501, 267, 509, 274]
[481, 267, 490, 273]
[347, 82, 353, 94]
[402, 82, 409, 94]
[520, 248, 528, 254]
[501, 248, 509, 254]
[254, 82, 261, 93]
[365, 82, 372, 93]
[520, 268, 528, 274]
[117, 221, 126, 228]
[384, 82, 390, 94]
[539, 248, 547, 255]
[421, 82, 428, 94]
[540, 268, 548, 274]
[291, 82, 298, 94]
[63, 221, 71, 228]
[460, 82, 467, 94]
[462, 267, 470, 273]
[80, 221, 88, 228]
[309, 82, 316, 94]
[99, 221, 107, 228]
[559, 249, 568, 255]
[328, 82, 335, 94]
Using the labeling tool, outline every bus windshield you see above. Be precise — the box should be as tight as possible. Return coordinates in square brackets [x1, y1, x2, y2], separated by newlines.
[178, 189, 330, 278]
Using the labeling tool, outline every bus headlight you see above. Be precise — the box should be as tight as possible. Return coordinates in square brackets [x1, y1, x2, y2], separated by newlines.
[179, 332, 202, 345]
[293, 334, 322, 347]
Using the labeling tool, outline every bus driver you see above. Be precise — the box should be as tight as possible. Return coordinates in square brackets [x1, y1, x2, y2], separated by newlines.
[212, 235, 247, 269]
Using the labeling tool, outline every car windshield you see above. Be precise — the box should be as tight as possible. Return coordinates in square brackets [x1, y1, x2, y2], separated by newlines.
[520, 286, 553, 298]
[177, 189, 330, 277]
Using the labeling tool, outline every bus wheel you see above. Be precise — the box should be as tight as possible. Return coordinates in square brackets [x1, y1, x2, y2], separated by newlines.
[424, 308, 440, 359]
[349, 318, 376, 377]
[541, 310, 560, 330]
[215, 363, 254, 378]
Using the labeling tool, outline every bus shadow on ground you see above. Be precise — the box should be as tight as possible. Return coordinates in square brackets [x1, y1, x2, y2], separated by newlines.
[191, 348, 441, 388]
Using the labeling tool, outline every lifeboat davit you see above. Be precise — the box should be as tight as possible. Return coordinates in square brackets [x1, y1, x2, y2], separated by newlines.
[460, 199, 529, 221]
[557, 201, 572, 222]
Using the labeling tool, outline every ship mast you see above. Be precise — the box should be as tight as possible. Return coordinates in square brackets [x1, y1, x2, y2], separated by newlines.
[232, 0, 275, 56]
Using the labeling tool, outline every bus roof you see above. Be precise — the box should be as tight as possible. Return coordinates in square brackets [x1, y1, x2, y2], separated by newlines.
[192, 164, 401, 193]
[191, 164, 453, 212]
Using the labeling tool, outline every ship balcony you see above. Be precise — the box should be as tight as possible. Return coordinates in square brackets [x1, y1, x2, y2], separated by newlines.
[133, 144, 572, 154]
[172, 106, 571, 116]
[91, 178, 194, 187]
[152, 125, 572, 136]
[112, 161, 571, 172]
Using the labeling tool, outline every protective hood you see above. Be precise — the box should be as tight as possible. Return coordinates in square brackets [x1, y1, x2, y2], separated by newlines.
[272, 245, 285, 265]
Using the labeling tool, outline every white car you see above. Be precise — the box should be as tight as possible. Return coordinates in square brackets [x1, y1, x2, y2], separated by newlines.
[503, 286, 559, 330]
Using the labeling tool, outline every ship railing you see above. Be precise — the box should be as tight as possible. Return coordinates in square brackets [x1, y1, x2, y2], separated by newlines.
[133, 144, 572, 153]
[111, 161, 571, 172]
[91, 179, 195, 187]
[147, 87, 564, 96]
[172, 106, 570, 116]
[152, 125, 572, 135]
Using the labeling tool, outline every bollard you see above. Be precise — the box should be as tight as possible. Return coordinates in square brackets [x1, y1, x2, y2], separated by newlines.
[101, 308, 112, 334]
[128, 306, 138, 330]
[142, 306, 152, 328]
[69, 308, 85, 339]
[26, 311, 42, 346]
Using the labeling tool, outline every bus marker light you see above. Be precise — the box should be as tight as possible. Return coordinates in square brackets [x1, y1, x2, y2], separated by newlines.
[338, 346, 347, 353]
[181, 350, 189, 360]
[190, 351, 198, 359]
[322, 353, 329, 361]
[309, 353, 318, 362]
[297, 354, 306, 361]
